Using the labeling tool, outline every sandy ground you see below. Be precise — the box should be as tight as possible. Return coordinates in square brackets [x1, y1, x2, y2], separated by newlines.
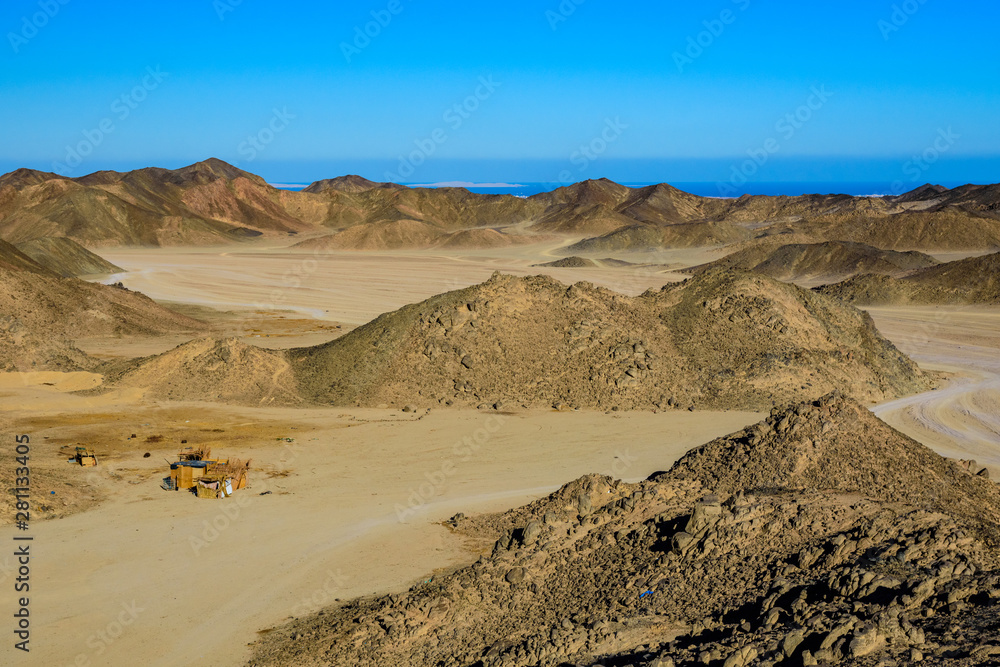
[868, 306, 1000, 478]
[97, 241, 705, 328]
[1, 245, 998, 666]
[0, 391, 758, 666]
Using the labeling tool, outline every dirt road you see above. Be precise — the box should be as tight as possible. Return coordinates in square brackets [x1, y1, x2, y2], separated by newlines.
[869, 306, 1000, 476]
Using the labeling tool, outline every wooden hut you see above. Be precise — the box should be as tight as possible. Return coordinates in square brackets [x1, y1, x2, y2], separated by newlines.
[74, 447, 98, 467]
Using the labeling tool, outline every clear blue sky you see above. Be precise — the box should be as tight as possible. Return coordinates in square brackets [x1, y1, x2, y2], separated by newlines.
[1, 0, 998, 186]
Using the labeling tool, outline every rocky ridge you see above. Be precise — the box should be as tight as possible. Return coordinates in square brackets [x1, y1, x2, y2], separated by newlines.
[246, 393, 1000, 666]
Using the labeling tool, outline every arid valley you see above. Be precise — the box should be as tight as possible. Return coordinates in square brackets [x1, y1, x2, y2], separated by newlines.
[1, 160, 999, 666]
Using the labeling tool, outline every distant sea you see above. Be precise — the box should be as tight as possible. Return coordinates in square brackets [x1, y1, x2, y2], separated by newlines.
[272, 181, 932, 197]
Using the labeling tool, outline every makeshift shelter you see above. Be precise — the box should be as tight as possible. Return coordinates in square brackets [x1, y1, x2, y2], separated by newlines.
[196, 479, 223, 499]
[177, 446, 212, 462]
[73, 447, 98, 467]
[208, 458, 251, 491]
[163, 451, 251, 498]
[167, 460, 211, 490]
[194, 458, 252, 499]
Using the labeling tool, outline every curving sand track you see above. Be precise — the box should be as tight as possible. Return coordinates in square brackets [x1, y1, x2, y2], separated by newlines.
[868, 306, 1000, 477]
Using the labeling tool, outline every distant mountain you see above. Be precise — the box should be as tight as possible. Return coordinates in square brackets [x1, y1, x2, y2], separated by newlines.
[893, 182, 949, 203]
[0, 158, 310, 246]
[817, 251, 1000, 305]
[2, 160, 999, 251]
[686, 241, 940, 283]
[301, 174, 402, 194]
[562, 221, 752, 254]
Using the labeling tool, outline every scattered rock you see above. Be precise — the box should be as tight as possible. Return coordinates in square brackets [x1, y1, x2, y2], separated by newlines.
[505, 568, 526, 584]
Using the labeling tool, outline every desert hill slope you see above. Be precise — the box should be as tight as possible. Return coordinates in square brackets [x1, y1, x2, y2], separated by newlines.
[99, 337, 299, 405]
[0, 158, 312, 246]
[686, 241, 940, 283]
[15, 236, 123, 276]
[664, 393, 1000, 528]
[0, 238, 51, 273]
[561, 221, 752, 254]
[289, 271, 929, 410]
[0, 240, 204, 370]
[817, 251, 1000, 305]
[792, 207, 1000, 251]
[248, 393, 1000, 667]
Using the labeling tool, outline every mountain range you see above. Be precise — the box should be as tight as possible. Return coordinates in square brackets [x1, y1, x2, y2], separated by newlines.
[3, 159, 999, 251]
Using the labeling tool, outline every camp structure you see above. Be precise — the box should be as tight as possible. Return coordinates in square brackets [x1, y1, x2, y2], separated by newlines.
[163, 460, 212, 491]
[177, 446, 212, 462]
[194, 458, 251, 499]
[71, 446, 98, 467]
[161, 446, 250, 498]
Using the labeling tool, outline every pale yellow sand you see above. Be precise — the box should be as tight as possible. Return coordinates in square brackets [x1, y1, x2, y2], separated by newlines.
[868, 305, 1000, 476]
[0, 396, 758, 666]
[96, 242, 710, 328]
[0, 371, 102, 392]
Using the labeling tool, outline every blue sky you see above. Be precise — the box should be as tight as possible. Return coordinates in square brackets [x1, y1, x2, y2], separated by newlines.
[1, 0, 998, 186]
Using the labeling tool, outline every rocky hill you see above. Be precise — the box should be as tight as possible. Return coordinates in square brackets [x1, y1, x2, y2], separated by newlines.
[560, 222, 752, 254]
[686, 241, 940, 283]
[99, 337, 299, 405]
[100, 271, 929, 409]
[533, 256, 598, 268]
[247, 393, 1000, 667]
[289, 271, 930, 411]
[0, 159, 311, 246]
[818, 252, 1000, 305]
[792, 208, 1000, 252]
